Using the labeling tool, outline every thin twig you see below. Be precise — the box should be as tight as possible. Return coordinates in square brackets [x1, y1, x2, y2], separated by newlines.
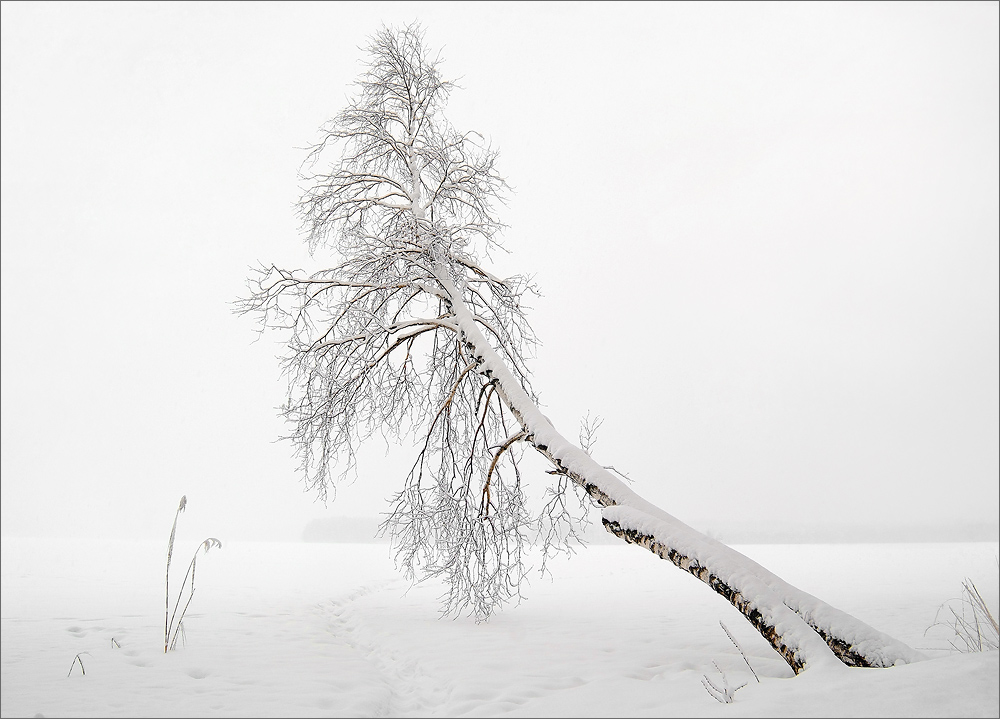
[721, 620, 760, 682]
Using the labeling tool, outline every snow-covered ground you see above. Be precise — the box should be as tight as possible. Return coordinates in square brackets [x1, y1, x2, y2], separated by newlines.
[2, 537, 997, 717]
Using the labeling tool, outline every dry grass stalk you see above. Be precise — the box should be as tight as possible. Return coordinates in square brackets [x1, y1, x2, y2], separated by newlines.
[164, 495, 187, 653]
[721, 620, 760, 683]
[163, 496, 222, 652]
[66, 652, 90, 677]
[166, 537, 223, 651]
[926, 563, 999, 653]
[701, 660, 746, 703]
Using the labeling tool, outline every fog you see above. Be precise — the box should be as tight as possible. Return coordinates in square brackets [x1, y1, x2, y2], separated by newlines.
[2, 2, 997, 545]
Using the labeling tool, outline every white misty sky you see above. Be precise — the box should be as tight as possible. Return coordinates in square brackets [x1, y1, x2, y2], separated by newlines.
[2, 2, 997, 543]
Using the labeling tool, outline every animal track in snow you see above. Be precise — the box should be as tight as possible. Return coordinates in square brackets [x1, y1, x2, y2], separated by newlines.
[317, 579, 448, 716]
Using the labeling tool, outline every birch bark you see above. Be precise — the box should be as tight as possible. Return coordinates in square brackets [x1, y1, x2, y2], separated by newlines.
[433, 264, 924, 674]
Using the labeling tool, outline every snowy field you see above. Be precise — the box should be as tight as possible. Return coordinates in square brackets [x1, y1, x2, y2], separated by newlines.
[2, 537, 997, 718]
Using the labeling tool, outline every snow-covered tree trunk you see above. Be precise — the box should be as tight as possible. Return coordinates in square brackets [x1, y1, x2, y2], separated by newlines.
[435, 266, 924, 674]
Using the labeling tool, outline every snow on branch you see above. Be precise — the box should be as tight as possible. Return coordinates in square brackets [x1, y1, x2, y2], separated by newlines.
[237, 23, 576, 620]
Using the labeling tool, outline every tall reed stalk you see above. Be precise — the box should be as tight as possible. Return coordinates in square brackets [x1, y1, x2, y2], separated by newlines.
[164, 496, 221, 652]
[165, 496, 186, 653]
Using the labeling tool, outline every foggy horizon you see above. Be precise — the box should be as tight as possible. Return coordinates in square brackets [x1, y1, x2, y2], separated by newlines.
[2, 3, 998, 547]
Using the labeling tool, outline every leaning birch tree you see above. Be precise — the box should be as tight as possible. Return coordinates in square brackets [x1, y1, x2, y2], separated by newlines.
[237, 24, 925, 675]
